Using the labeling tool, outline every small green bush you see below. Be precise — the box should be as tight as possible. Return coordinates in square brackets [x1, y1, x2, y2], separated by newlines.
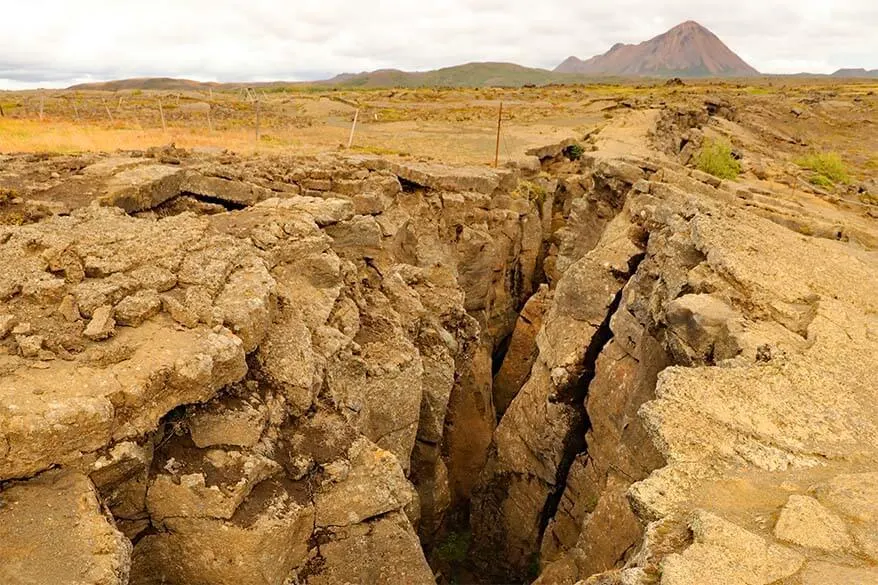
[434, 531, 471, 564]
[796, 152, 849, 185]
[695, 139, 741, 180]
[562, 143, 585, 161]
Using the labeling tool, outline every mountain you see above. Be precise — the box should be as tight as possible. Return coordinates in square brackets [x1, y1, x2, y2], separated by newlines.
[556, 20, 759, 77]
[831, 68, 878, 78]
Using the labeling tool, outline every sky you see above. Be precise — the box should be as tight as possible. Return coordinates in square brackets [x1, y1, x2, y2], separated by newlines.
[1, 0, 876, 89]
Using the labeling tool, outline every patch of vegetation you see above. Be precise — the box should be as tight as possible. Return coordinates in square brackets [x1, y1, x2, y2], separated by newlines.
[0, 188, 17, 205]
[562, 143, 585, 161]
[808, 174, 834, 189]
[374, 108, 410, 123]
[795, 151, 850, 185]
[514, 180, 549, 206]
[528, 553, 542, 581]
[694, 139, 741, 180]
[350, 144, 409, 156]
[434, 530, 471, 564]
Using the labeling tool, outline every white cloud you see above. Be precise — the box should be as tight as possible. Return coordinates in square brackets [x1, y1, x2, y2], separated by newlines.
[0, 0, 875, 88]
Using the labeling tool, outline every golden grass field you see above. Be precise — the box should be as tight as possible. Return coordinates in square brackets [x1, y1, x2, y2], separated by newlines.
[1, 80, 877, 174]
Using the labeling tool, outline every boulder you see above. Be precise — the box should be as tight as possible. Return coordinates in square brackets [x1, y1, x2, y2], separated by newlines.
[0, 471, 132, 585]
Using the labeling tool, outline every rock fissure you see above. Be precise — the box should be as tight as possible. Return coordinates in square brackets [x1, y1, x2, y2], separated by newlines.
[3, 93, 878, 585]
[538, 283, 628, 542]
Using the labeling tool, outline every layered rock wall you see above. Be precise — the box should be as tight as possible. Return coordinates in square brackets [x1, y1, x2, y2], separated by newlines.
[2, 99, 877, 585]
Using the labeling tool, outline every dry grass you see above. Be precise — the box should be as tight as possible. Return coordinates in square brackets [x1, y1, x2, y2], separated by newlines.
[2, 81, 876, 171]
[795, 151, 850, 185]
[695, 139, 741, 180]
[0, 118, 269, 153]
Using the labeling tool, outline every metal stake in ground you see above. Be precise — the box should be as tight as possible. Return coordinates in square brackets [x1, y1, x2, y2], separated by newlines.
[494, 102, 503, 168]
[347, 108, 360, 149]
[255, 95, 261, 144]
[158, 100, 167, 132]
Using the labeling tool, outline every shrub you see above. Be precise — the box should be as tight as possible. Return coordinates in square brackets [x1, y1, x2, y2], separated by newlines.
[808, 174, 834, 189]
[434, 530, 471, 564]
[515, 180, 548, 205]
[562, 143, 584, 161]
[796, 152, 849, 185]
[695, 139, 741, 180]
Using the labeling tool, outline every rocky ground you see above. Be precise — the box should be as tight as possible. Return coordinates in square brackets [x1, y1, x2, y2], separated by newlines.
[0, 90, 876, 585]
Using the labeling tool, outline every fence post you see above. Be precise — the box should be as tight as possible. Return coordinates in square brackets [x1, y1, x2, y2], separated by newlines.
[255, 96, 261, 143]
[347, 108, 360, 149]
[494, 102, 503, 168]
[102, 98, 114, 122]
[158, 100, 167, 132]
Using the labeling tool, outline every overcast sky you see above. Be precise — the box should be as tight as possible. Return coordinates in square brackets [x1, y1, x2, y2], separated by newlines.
[1, 0, 876, 89]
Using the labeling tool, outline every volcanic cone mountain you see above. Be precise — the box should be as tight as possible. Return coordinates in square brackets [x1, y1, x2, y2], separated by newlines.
[556, 20, 759, 77]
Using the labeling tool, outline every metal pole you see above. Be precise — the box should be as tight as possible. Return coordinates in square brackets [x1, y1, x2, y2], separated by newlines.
[347, 108, 360, 149]
[494, 102, 503, 167]
[255, 97, 261, 143]
[159, 100, 166, 132]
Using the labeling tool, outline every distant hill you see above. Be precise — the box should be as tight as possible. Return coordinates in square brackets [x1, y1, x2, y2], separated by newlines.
[831, 68, 878, 78]
[324, 62, 582, 88]
[69, 77, 223, 91]
[556, 20, 759, 77]
[68, 63, 603, 92]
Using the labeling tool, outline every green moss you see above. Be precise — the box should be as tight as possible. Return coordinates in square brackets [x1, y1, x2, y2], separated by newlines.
[528, 553, 542, 581]
[796, 152, 850, 185]
[695, 139, 741, 180]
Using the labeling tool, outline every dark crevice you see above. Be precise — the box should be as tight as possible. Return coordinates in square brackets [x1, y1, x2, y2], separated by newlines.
[129, 523, 156, 547]
[538, 286, 625, 540]
[399, 178, 421, 193]
[178, 191, 248, 211]
[490, 332, 513, 376]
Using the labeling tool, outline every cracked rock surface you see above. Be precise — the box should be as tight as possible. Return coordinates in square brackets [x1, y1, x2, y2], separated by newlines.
[1, 97, 876, 585]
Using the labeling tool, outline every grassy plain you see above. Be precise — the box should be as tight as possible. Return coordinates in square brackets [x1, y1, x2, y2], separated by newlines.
[1, 79, 876, 177]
